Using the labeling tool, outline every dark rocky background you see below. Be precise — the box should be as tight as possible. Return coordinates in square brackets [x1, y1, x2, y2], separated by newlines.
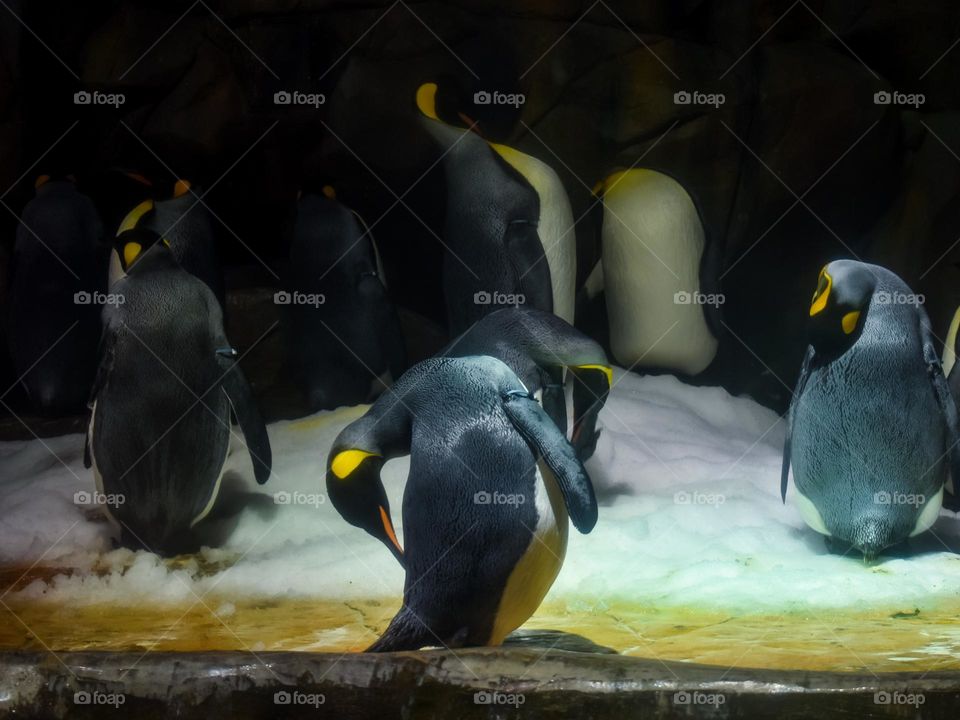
[2, 0, 960, 434]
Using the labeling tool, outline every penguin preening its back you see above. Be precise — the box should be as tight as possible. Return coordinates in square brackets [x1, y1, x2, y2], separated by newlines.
[284, 188, 405, 411]
[781, 260, 960, 560]
[110, 180, 224, 305]
[415, 82, 554, 334]
[85, 228, 270, 556]
[594, 169, 720, 376]
[440, 307, 612, 461]
[326, 356, 597, 651]
[8, 177, 102, 415]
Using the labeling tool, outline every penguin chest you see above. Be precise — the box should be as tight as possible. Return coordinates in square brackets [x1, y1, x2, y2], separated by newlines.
[488, 459, 569, 645]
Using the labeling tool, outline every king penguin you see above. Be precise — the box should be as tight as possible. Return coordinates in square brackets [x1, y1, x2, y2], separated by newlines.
[284, 186, 405, 411]
[781, 260, 960, 560]
[592, 169, 721, 375]
[110, 179, 224, 305]
[440, 307, 612, 461]
[7, 176, 102, 414]
[325, 355, 598, 651]
[85, 227, 271, 555]
[415, 82, 556, 334]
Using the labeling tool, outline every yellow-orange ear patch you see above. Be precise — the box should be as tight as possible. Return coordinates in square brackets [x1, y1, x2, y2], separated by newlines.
[34, 175, 50, 189]
[331, 449, 378, 479]
[123, 242, 143, 267]
[416, 82, 439, 120]
[322, 185, 336, 199]
[173, 179, 191, 198]
[842, 310, 861, 334]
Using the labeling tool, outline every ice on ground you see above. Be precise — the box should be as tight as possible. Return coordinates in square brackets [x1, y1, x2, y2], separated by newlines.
[3, 370, 960, 614]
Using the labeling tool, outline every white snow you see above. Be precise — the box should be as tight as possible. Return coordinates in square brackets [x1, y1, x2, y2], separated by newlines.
[3, 370, 960, 614]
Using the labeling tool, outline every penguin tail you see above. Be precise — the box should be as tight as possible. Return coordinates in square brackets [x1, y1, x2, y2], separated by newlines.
[366, 607, 433, 652]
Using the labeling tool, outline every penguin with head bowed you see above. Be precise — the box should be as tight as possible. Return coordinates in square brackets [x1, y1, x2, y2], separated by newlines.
[110, 178, 224, 306]
[781, 260, 960, 560]
[7, 175, 102, 415]
[415, 82, 556, 334]
[440, 307, 612, 461]
[326, 355, 598, 651]
[592, 168, 721, 376]
[283, 186, 405, 411]
[84, 226, 270, 556]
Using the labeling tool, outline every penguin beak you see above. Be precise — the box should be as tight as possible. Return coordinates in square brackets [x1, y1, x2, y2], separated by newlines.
[570, 364, 613, 458]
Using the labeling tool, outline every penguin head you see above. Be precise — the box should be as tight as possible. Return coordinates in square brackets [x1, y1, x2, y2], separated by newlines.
[114, 227, 170, 272]
[808, 260, 877, 356]
[325, 449, 404, 566]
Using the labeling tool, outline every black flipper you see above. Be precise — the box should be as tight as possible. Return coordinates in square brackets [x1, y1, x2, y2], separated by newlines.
[218, 351, 271, 485]
[782, 345, 815, 503]
[918, 305, 960, 487]
[502, 391, 598, 533]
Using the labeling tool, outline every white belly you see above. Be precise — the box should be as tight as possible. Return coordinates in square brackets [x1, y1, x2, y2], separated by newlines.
[601, 169, 717, 375]
[490, 144, 576, 324]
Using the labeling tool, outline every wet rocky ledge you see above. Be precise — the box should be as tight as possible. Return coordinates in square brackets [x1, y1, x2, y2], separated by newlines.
[2, 644, 960, 719]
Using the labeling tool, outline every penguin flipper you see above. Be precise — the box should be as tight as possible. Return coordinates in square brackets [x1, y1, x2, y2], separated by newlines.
[219, 355, 272, 485]
[918, 306, 960, 485]
[782, 346, 815, 503]
[85, 322, 119, 470]
[502, 392, 598, 533]
[504, 220, 553, 314]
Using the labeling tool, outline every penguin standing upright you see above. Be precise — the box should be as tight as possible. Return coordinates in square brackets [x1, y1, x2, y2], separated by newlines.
[284, 187, 405, 411]
[111, 180, 224, 305]
[85, 227, 270, 555]
[593, 169, 721, 375]
[440, 307, 611, 461]
[782, 260, 960, 559]
[326, 355, 598, 650]
[415, 82, 555, 334]
[7, 177, 102, 414]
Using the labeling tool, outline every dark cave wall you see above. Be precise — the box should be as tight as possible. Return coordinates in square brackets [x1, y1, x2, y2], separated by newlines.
[2, 0, 960, 416]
